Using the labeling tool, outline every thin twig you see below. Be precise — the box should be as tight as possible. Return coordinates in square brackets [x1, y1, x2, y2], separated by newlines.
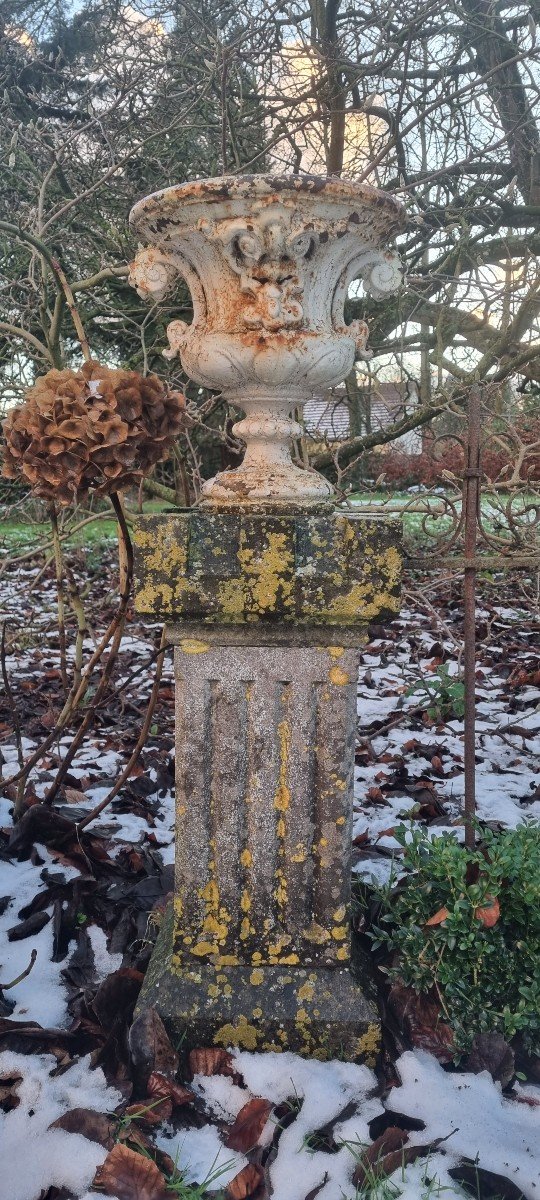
[7, 495, 133, 789]
[43, 492, 134, 805]
[77, 631, 168, 832]
[0, 949, 37, 989]
[49, 504, 69, 694]
[1, 621, 25, 819]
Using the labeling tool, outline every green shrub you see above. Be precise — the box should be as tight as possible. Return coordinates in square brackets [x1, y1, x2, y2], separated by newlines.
[371, 823, 540, 1054]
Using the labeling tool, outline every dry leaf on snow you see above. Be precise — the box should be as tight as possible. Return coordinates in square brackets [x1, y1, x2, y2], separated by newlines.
[225, 1097, 273, 1152]
[50, 1106, 116, 1147]
[225, 1162, 265, 1199]
[353, 1127, 409, 1187]
[129, 1008, 179, 1086]
[147, 1069, 194, 1108]
[189, 1046, 237, 1078]
[94, 1142, 171, 1199]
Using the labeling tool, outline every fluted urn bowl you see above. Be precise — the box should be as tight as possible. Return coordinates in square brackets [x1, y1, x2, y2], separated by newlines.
[129, 174, 406, 508]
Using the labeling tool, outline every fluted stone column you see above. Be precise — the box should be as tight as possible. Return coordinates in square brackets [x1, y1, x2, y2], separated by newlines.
[129, 175, 404, 1061]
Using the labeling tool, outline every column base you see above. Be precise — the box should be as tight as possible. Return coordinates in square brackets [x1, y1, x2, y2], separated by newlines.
[136, 904, 381, 1065]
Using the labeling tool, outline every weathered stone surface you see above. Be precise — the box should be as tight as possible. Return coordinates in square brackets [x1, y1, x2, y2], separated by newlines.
[133, 510, 401, 625]
[129, 174, 404, 508]
[136, 902, 381, 1065]
[129, 172, 403, 1062]
[172, 643, 358, 970]
[133, 636, 383, 1059]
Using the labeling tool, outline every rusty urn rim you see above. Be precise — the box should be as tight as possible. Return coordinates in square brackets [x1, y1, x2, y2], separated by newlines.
[129, 173, 407, 244]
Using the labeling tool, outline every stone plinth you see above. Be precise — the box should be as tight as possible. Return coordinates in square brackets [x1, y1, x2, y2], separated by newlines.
[128, 172, 404, 1062]
[133, 510, 401, 1061]
[133, 510, 401, 628]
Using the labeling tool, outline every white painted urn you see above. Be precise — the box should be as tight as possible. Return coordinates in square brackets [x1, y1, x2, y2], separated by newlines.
[129, 174, 405, 508]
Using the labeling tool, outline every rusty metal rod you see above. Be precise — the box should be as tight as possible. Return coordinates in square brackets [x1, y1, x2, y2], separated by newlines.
[463, 387, 482, 850]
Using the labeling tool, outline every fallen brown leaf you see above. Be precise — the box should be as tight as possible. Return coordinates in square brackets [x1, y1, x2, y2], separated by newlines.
[64, 787, 88, 805]
[425, 906, 450, 926]
[50, 1107, 116, 1147]
[465, 1032, 514, 1086]
[449, 1160, 527, 1199]
[474, 896, 500, 927]
[129, 1008, 179, 1087]
[353, 1127, 409, 1187]
[0, 1072, 21, 1111]
[225, 1097, 273, 1152]
[94, 1143, 171, 1199]
[92, 968, 144, 1029]
[388, 981, 455, 1061]
[365, 787, 386, 804]
[124, 1099, 172, 1125]
[147, 1070, 194, 1108]
[189, 1046, 236, 1078]
[225, 1163, 265, 1199]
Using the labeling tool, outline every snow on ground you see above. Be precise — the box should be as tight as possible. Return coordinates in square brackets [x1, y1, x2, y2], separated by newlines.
[0, 1052, 120, 1200]
[157, 1049, 540, 1199]
[352, 599, 540, 884]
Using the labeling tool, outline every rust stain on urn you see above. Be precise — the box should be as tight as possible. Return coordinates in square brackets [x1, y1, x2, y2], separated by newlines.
[129, 172, 404, 509]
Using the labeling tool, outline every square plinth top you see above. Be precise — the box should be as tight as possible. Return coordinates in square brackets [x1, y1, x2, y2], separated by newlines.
[132, 509, 401, 627]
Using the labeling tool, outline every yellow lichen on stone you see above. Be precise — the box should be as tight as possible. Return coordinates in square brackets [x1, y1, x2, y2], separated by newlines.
[274, 871, 288, 907]
[354, 1022, 382, 1067]
[238, 531, 294, 612]
[133, 522, 190, 613]
[240, 849, 253, 868]
[250, 968, 264, 985]
[336, 946, 349, 961]
[216, 576, 245, 618]
[297, 981, 315, 1002]
[274, 719, 291, 811]
[268, 935, 292, 957]
[328, 646, 345, 658]
[202, 915, 229, 940]
[303, 922, 331, 944]
[178, 639, 209, 654]
[328, 665, 349, 686]
[191, 941, 216, 957]
[214, 1016, 259, 1050]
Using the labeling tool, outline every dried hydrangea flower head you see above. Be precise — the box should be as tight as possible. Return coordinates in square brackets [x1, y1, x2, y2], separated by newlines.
[2, 361, 185, 505]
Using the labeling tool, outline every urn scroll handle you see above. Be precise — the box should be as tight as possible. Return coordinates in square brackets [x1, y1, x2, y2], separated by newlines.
[128, 244, 207, 361]
[331, 248, 403, 360]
